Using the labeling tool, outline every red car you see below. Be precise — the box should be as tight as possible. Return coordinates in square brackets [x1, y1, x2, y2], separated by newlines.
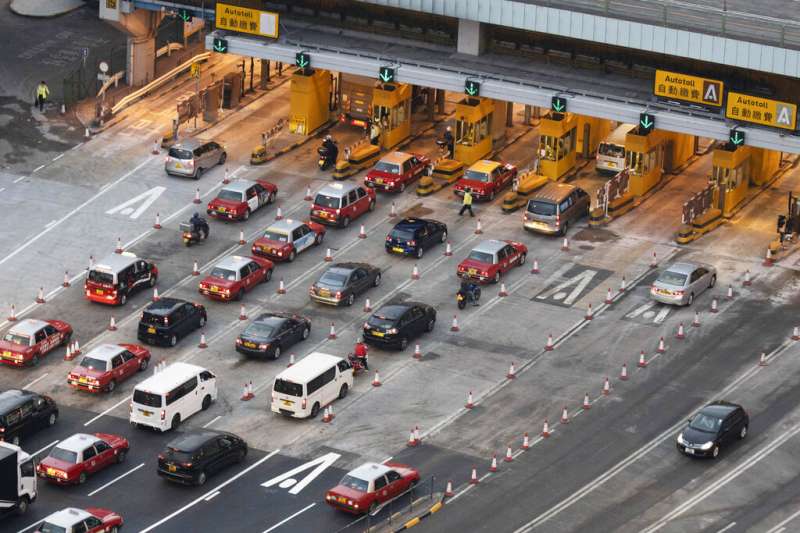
[0, 318, 72, 367]
[251, 218, 326, 262]
[199, 255, 274, 301]
[453, 159, 517, 201]
[365, 151, 430, 193]
[326, 462, 420, 514]
[457, 239, 528, 283]
[206, 178, 277, 221]
[310, 182, 376, 228]
[37, 433, 129, 485]
[67, 343, 151, 393]
[34, 507, 123, 533]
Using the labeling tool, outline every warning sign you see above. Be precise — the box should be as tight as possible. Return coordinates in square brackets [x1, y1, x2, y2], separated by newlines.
[654, 70, 723, 107]
[215, 3, 279, 38]
[725, 92, 797, 131]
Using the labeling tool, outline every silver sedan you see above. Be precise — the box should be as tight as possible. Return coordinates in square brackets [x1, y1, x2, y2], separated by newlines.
[650, 261, 717, 306]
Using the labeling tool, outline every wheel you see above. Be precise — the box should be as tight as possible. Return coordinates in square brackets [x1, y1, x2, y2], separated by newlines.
[195, 471, 207, 486]
[116, 449, 127, 464]
[458, 299, 466, 310]
[339, 383, 349, 399]
[237, 288, 245, 301]
[341, 216, 351, 228]
[15, 496, 28, 516]
[739, 425, 748, 440]
[10, 435, 20, 446]
[314, 232, 324, 245]
[60, 332, 72, 346]
[139, 358, 149, 371]
[78, 472, 87, 485]
[441, 231, 448, 243]
[48, 413, 57, 426]
[426, 318, 436, 332]
[109, 528, 118, 533]
[30, 355, 39, 367]
[169, 335, 178, 347]
[264, 269, 273, 282]
[119, 293, 127, 306]
[373, 273, 381, 287]
[687, 293, 694, 306]
[219, 152, 227, 165]
[171, 414, 181, 430]
[489, 190, 495, 201]
[416, 247, 424, 259]
[272, 346, 282, 360]
[711, 445, 720, 459]
[149, 275, 157, 287]
[242, 209, 251, 221]
[106, 379, 116, 393]
[399, 182, 406, 193]
[236, 449, 246, 463]
[709, 274, 717, 288]
[346, 294, 355, 307]
[399, 337, 409, 350]
[302, 326, 310, 340]
[195, 167, 203, 180]
[288, 250, 296, 262]
[310, 402, 320, 418]
[560, 221, 569, 236]
[368, 200, 376, 212]
[199, 315, 206, 328]
[202, 395, 212, 410]
[493, 272, 501, 284]
[267, 191, 276, 204]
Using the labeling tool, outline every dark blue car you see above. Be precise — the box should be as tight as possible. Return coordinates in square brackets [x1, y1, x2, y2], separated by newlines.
[385, 218, 448, 259]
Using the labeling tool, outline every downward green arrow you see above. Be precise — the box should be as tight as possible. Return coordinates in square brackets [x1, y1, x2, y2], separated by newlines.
[640, 116, 653, 129]
[297, 57, 309, 68]
[553, 100, 565, 112]
[179, 10, 190, 22]
[466, 84, 477, 96]
[730, 131, 743, 145]
[379, 71, 392, 82]
[214, 42, 227, 53]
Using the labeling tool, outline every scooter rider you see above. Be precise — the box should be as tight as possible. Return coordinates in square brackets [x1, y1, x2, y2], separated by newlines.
[459, 279, 480, 306]
[190, 212, 209, 239]
[353, 338, 369, 370]
[443, 126, 454, 158]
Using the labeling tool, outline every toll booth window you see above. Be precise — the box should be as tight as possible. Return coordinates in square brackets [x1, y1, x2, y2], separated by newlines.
[626, 149, 653, 176]
[388, 100, 408, 130]
[374, 106, 390, 127]
[557, 129, 576, 160]
[539, 136, 557, 161]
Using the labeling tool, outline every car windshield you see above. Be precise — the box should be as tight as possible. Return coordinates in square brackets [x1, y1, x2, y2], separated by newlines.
[133, 389, 162, 407]
[658, 270, 688, 286]
[35, 522, 67, 533]
[319, 271, 348, 287]
[48, 447, 78, 464]
[87, 270, 114, 284]
[217, 190, 243, 202]
[3, 333, 29, 346]
[368, 315, 395, 328]
[467, 251, 494, 264]
[168, 147, 193, 160]
[262, 230, 289, 242]
[374, 161, 401, 174]
[390, 229, 415, 241]
[689, 413, 722, 433]
[243, 323, 276, 339]
[339, 474, 369, 492]
[314, 194, 340, 209]
[527, 200, 557, 216]
[210, 268, 237, 281]
[598, 143, 625, 157]
[464, 169, 491, 182]
[79, 357, 107, 370]
[274, 379, 303, 397]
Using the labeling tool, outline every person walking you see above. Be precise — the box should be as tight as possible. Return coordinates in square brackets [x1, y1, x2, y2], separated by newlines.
[370, 119, 382, 146]
[459, 188, 474, 217]
[35, 81, 50, 113]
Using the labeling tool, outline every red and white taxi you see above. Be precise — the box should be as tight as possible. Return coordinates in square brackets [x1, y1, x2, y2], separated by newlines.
[37, 433, 129, 485]
[457, 239, 528, 283]
[199, 255, 274, 301]
[453, 159, 517, 201]
[310, 182, 376, 228]
[0, 318, 72, 367]
[206, 178, 277, 221]
[251, 218, 326, 262]
[365, 151, 430, 193]
[68, 343, 151, 393]
[34, 507, 123, 533]
[326, 462, 420, 515]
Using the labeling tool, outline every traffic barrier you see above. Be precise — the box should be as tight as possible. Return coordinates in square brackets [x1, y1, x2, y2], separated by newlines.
[412, 264, 420, 280]
[275, 206, 283, 220]
[692, 311, 701, 327]
[676, 322, 686, 339]
[363, 298, 372, 312]
[276, 278, 286, 295]
[605, 287, 614, 304]
[62, 271, 70, 288]
[657, 337, 666, 353]
[8, 304, 17, 321]
[358, 224, 366, 239]
[238, 231, 245, 245]
[390, 202, 397, 217]
[115, 238, 123, 254]
[445, 481, 455, 497]
[241, 383, 254, 401]
[650, 251, 658, 268]
[192, 260, 199, 276]
[222, 168, 230, 185]
[193, 188, 201, 204]
[544, 333, 554, 351]
[407, 428, 419, 447]
[324, 248, 333, 262]
[304, 186, 312, 201]
[620, 363, 629, 381]
[743, 269, 752, 286]
[561, 237, 569, 252]
[560, 406, 570, 424]
[152, 139, 160, 155]
[585, 303, 593, 320]
[413, 344, 422, 359]
[198, 333, 208, 349]
[583, 393, 591, 409]
[638, 350, 648, 367]
[288, 354, 295, 367]
[541, 419, 551, 438]
[499, 283, 508, 297]
[602, 377, 611, 395]
[763, 249, 774, 267]
[239, 304, 247, 320]
[465, 391, 474, 409]
[63, 344, 73, 361]
[372, 371, 382, 387]
[619, 276, 627, 293]
[489, 454, 498, 472]
[726, 284, 734, 299]
[35, 287, 45, 304]
[792, 326, 800, 341]
[153, 213, 162, 230]
[531, 259, 540, 274]
[469, 467, 479, 485]
[328, 322, 336, 340]
[710, 298, 718, 313]
[474, 218, 483, 235]
[759, 352, 768, 366]
[522, 432, 530, 450]
[506, 362, 516, 379]
[72, 341, 80, 355]
[451, 315, 460, 332]
[444, 241, 453, 256]
[152, 288, 160, 302]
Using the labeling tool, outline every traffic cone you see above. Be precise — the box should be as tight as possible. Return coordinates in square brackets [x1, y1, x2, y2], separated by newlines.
[445, 481, 455, 497]
[192, 260, 199, 276]
[489, 454, 498, 472]
[275, 206, 283, 220]
[650, 251, 658, 268]
[153, 212, 162, 229]
[8, 304, 17, 321]
[363, 298, 372, 312]
[152, 139, 160, 155]
[329, 405, 335, 422]
[726, 284, 734, 299]
[541, 419, 550, 438]
[414, 426, 421, 445]
[413, 344, 422, 359]
[499, 283, 508, 297]
[638, 350, 648, 367]
[239, 304, 247, 320]
[72, 341, 80, 355]
[585, 303, 593, 320]
[390, 202, 397, 217]
[198, 332, 208, 349]
[582, 393, 591, 410]
[763, 248, 774, 267]
[465, 391, 474, 409]
[602, 377, 611, 395]
[64, 344, 72, 361]
[605, 287, 614, 304]
[407, 429, 419, 447]
[676, 322, 686, 339]
[114, 238, 123, 254]
[324, 248, 333, 262]
[411, 264, 420, 280]
[193, 188, 201, 204]
[444, 241, 452, 256]
[656, 337, 666, 353]
[561, 237, 569, 251]
[506, 362, 516, 379]
[474, 218, 483, 235]
[276, 278, 286, 294]
[759, 352, 768, 366]
[372, 371, 382, 387]
[619, 276, 627, 293]
[304, 185, 312, 201]
[62, 271, 70, 288]
[108, 316, 117, 331]
[287, 354, 295, 367]
[322, 406, 332, 423]
[792, 326, 800, 341]
[560, 406, 570, 424]
[544, 333, 554, 351]
[522, 432, 530, 450]
[620, 363, 629, 381]
[710, 298, 718, 313]
[238, 231, 245, 245]
[469, 467, 479, 485]
[358, 224, 366, 239]
[222, 167, 230, 185]
[152, 288, 160, 302]
[692, 311, 701, 327]
[530, 259, 540, 274]
[743, 269, 752, 286]
[451, 315, 460, 332]
[241, 383, 253, 401]
[35, 287, 45, 304]
[328, 322, 336, 340]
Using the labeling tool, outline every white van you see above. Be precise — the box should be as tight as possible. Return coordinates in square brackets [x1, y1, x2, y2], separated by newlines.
[596, 124, 634, 175]
[129, 362, 217, 431]
[271, 352, 353, 419]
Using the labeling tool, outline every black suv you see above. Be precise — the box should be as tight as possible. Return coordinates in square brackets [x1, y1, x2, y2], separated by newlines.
[385, 218, 448, 259]
[309, 263, 381, 307]
[137, 298, 207, 347]
[236, 312, 311, 359]
[0, 390, 58, 446]
[363, 302, 436, 350]
[158, 430, 247, 486]
[677, 401, 749, 458]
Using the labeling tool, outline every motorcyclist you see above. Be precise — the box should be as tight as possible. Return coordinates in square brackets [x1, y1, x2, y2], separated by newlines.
[319, 135, 338, 170]
[459, 279, 480, 306]
[442, 126, 454, 158]
[353, 338, 369, 370]
[190, 212, 209, 240]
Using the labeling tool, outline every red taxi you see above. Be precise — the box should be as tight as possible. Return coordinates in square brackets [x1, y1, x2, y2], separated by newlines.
[326, 462, 420, 515]
[310, 182, 376, 228]
[457, 239, 528, 284]
[84, 252, 158, 306]
[33, 507, 123, 533]
[453, 159, 517, 201]
[206, 178, 277, 221]
[199, 255, 273, 301]
[0, 318, 72, 367]
[37, 433, 129, 485]
[365, 151, 430, 193]
[251, 218, 326, 262]
[68, 343, 151, 393]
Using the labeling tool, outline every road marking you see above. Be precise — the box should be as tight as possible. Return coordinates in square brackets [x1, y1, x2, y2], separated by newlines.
[262, 503, 316, 533]
[202, 415, 222, 428]
[261, 452, 341, 495]
[536, 267, 598, 306]
[44, 220, 57, 228]
[52, 153, 64, 161]
[68, 142, 84, 152]
[32, 165, 45, 173]
[626, 301, 656, 319]
[653, 306, 670, 324]
[32, 440, 58, 457]
[766, 508, 800, 533]
[87, 462, 145, 496]
[23, 372, 49, 389]
[13, 176, 25, 183]
[83, 396, 130, 426]
[642, 424, 800, 532]
[105, 186, 166, 220]
[381, 456, 393, 464]
[716, 523, 737, 533]
[140, 449, 280, 533]
[204, 490, 221, 501]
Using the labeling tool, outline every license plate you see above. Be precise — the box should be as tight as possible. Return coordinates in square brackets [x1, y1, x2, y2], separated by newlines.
[47, 467, 56, 476]
[457, 294, 464, 301]
[175, 163, 182, 169]
[282, 400, 293, 406]
[2, 351, 11, 357]
[657, 289, 671, 295]
[320, 211, 329, 218]
[218, 207, 226, 213]
[468, 268, 477, 275]
[141, 410, 152, 417]
[244, 342, 256, 348]
[147, 327, 156, 334]
[210, 286, 219, 292]
[168, 464, 177, 472]
[532, 222, 549, 229]
[372, 331, 385, 337]
[95, 289, 103, 295]
[376, 178, 383, 184]
[392, 247, 404, 253]
[79, 377, 88, 384]
[338, 497, 347, 503]
[685, 448, 695, 455]
[319, 289, 330, 297]
[607, 162, 616, 167]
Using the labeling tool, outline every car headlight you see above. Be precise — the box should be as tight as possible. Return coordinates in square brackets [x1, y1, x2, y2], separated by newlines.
[347, 500, 353, 506]
[700, 441, 714, 450]
[387, 328, 398, 335]
[677, 433, 686, 445]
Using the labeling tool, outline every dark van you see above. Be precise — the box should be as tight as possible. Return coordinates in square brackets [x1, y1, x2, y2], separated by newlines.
[0, 390, 58, 446]
[137, 298, 207, 347]
[157, 430, 247, 486]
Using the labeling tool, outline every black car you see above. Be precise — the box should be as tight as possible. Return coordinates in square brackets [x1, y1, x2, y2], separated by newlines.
[235, 313, 311, 359]
[363, 302, 436, 350]
[677, 401, 749, 458]
[158, 430, 247, 486]
[385, 218, 448, 259]
[309, 262, 381, 307]
[137, 298, 207, 347]
[0, 389, 58, 446]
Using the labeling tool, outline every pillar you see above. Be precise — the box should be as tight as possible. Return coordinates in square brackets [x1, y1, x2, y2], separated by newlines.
[506, 102, 513, 127]
[127, 35, 156, 87]
[427, 87, 434, 121]
[524, 104, 532, 125]
[260, 59, 270, 89]
[436, 89, 445, 114]
[457, 19, 486, 56]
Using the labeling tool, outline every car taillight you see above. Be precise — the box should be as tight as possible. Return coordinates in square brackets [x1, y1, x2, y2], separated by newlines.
[408, 240, 416, 246]
[158, 454, 165, 460]
[523, 213, 530, 221]
[302, 398, 307, 410]
[182, 462, 192, 468]
[482, 271, 488, 277]
[335, 291, 342, 299]
[235, 338, 242, 345]
[555, 214, 560, 225]
[386, 236, 391, 242]
[186, 160, 194, 167]
[160, 409, 166, 420]
[259, 344, 269, 349]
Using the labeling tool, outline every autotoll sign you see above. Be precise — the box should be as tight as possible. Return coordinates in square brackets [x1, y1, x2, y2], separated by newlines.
[654, 70, 723, 107]
[215, 3, 279, 38]
[726, 92, 797, 131]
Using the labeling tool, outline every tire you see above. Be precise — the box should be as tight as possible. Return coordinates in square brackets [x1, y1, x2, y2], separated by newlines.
[195, 471, 207, 486]
[106, 379, 116, 393]
[288, 250, 296, 262]
[709, 274, 717, 288]
[416, 247, 424, 259]
[687, 293, 694, 306]
[199, 315, 206, 328]
[11, 435, 20, 446]
[202, 395, 212, 410]
[314, 232, 324, 245]
[15, 497, 28, 516]
[237, 288, 245, 301]
[426, 318, 436, 332]
[399, 182, 406, 193]
[458, 299, 466, 310]
[341, 216, 351, 228]
[48, 411, 57, 426]
[441, 231, 447, 243]
[310, 402, 320, 418]
[171, 414, 181, 430]
[60, 332, 72, 346]
[149, 275, 157, 288]
[110, 528, 119, 533]
[273, 346, 282, 360]
[169, 335, 178, 347]
[346, 294, 355, 307]
[739, 425, 748, 440]
[264, 269, 273, 282]
[195, 168, 203, 180]
[399, 337, 409, 350]
[493, 272, 501, 284]
[243, 209, 250, 221]
[119, 293, 127, 306]
[519, 253, 527, 265]
[139, 358, 149, 371]
[373, 273, 382, 287]
[711, 445, 720, 459]
[236, 449, 246, 463]
[30, 355, 39, 367]
[302, 326, 310, 340]
[339, 383, 349, 399]
[219, 152, 227, 165]
[268, 191, 276, 204]
[368, 200, 376, 212]
[78, 472, 87, 485]
[116, 449, 127, 464]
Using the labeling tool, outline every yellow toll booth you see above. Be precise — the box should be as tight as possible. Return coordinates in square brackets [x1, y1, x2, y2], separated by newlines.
[624, 130, 666, 197]
[711, 145, 751, 218]
[538, 113, 577, 180]
[289, 69, 331, 136]
[454, 97, 494, 165]
[373, 82, 411, 150]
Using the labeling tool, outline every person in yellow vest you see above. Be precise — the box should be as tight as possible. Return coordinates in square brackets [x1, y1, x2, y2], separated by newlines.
[459, 188, 474, 217]
[35, 81, 50, 113]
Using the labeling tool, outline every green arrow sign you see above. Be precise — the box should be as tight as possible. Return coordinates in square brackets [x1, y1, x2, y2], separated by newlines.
[379, 67, 395, 83]
[213, 38, 228, 54]
[551, 96, 566, 113]
[464, 80, 480, 97]
[729, 129, 745, 146]
[639, 112, 655, 134]
[295, 52, 310, 69]
[178, 9, 191, 22]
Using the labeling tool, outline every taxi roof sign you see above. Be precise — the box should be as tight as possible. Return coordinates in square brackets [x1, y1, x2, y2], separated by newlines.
[654, 70, 723, 107]
[215, 2, 279, 38]
[726, 92, 797, 131]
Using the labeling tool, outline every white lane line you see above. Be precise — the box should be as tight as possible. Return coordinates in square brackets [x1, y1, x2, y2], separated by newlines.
[83, 396, 130, 426]
[0, 156, 152, 269]
[0, 187, 5, 193]
[140, 449, 280, 533]
[13, 176, 25, 183]
[87, 462, 145, 496]
[202, 415, 222, 428]
[23, 373, 49, 389]
[204, 490, 221, 501]
[32, 440, 59, 457]
[766, 507, 800, 533]
[642, 424, 800, 533]
[52, 153, 65, 161]
[381, 456, 393, 464]
[261, 503, 317, 533]
[716, 523, 737, 533]
[33, 165, 45, 172]
[68, 142, 84, 152]
[44, 220, 57, 229]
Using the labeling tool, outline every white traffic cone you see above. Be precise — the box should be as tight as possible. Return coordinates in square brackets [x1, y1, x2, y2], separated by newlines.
[238, 231, 245, 245]
[541, 419, 551, 438]
[506, 362, 516, 379]
[560, 406, 570, 424]
[193, 188, 201, 204]
[304, 185, 312, 201]
[522, 432, 530, 450]
[638, 350, 648, 368]
[153, 212, 162, 229]
[152, 139, 160, 155]
[198, 332, 208, 349]
[115, 238, 123, 254]
[108, 316, 117, 331]
[489, 454, 498, 472]
[465, 391, 474, 409]
[390, 202, 397, 217]
[152, 288, 160, 302]
[544, 333, 554, 351]
[35, 287, 45, 304]
[620, 363, 629, 381]
[585, 303, 593, 320]
[322, 406, 331, 423]
[222, 167, 230, 184]
[451, 315, 460, 332]
[531, 259, 540, 274]
[561, 237, 569, 251]
[792, 326, 800, 341]
[657, 337, 666, 353]
[372, 371, 382, 387]
[277, 278, 286, 294]
[64, 344, 72, 361]
[445, 480, 455, 497]
[358, 224, 366, 239]
[363, 298, 372, 312]
[710, 298, 718, 313]
[692, 311, 701, 327]
[287, 354, 295, 367]
[474, 218, 483, 235]
[413, 344, 422, 359]
[602, 377, 611, 395]
[62, 271, 70, 288]
[241, 383, 254, 401]
[89, 255, 95, 269]
[759, 352, 768, 366]
[72, 341, 80, 355]
[328, 322, 336, 340]
[676, 322, 686, 339]
[414, 426, 421, 444]
[763, 248, 774, 267]
[324, 248, 333, 262]
[650, 251, 658, 268]
[407, 428, 419, 447]
[275, 206, 283, 220]
[411, 264, 420, 280]
[619, 276, 627, 293]
[726, 284, 734, 299]
[605, 287, 614, 304]
[469, 467, 479, 484]
[192, 260, 199, 276]
[239, 304, 247, 320]
[8, 304, 17, 322]
[583, 393, 591, 410]
[499, 283, 508, 297]
[444, 241, 452, 256]
[743, 269, 752, 286]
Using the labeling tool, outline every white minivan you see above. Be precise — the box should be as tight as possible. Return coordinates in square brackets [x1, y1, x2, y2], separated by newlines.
[271, 352, 353, 419]
[596, 124, 634, 175]
[130, 362, 217, 431]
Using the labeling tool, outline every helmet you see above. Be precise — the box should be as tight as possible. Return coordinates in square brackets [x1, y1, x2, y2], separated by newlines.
[446, 126, 452, 132]
[193, 212, 199, 218]
[325, 135, 332, 141]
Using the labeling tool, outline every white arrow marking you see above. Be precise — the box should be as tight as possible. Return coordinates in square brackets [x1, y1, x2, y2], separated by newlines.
[537, 269, 598, 306]
[625, 301, 655, 319]
[105, 186, 166, 220]
[653, 306, 670, 324]
[261, 452, 341, 495]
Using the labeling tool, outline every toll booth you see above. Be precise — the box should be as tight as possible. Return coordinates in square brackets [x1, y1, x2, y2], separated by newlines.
[576, 115, 612, 159]
[624, 129, 665, 197]
[538, 112, 577, 180]
[454, 96, 494, 165]
[711, 145, 751, 217]
[373, 82, 411, 150]
[289, 68, 331, 136]
[750, 147, 782, 186]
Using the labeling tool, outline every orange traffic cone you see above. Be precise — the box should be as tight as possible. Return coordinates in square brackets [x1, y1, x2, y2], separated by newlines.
[465, 391, 474, 409]
[193, 188, 201, 204]
[676, 322, 686, 339]
[541, 419, 551, 438]
[638, 350, 648, 368]
[620, 363, 629, 381]
[726, 284, 734, 300]
[444, 241, 452, 256]
[108, 316, 117, 331]
[411, 264, 420, 280]
[62, 271, 70, 288]
[413, 344, 422, 359]
[605, 287, 614, 304]
[506, 362, 516, 379]
[363, 298, 372, 312]
[692, 311, 701, 327]
[602, 377, 611, 395]
[498, 283, 508, 297]
[451, 315, 460, 332]
[8, 304, 17, 321]
[792, 326, 800, 341]
[585, 303, 593, 320]
[152, 288, 160, 302]
[657, 337, 666, 353]
[474, 218, 483, 235]
[531, 259, 540, 275]
[544, 333, 554, 351]
[371, 371, 382, 387]
[619, 276, 627, 292]
[324, 248, 333, 262]
[521, 432, 530, 450]
[275, 206, 283, 220]
[304, 186, 312, 201]
[358, 224, 366, 239]
[445, 480, 455, 497]
[322, 406, 331, 423]
[72, 341, 80, 355]
[63, 344, 73, 361]
[561, 237, 569, 251]
[36, 287, 45, 304]
[239, 304, 247, 320]
[153, 212, 162, 229]
[198, 332, 208, 349]
[115, 237, 123, 254]
[407, 428, 419, 447]
[763, 248, 774, 267]
[238, 231, 245, 245]
[560, 406, 570, 424]
[489, 454, 498, 472]
[710, 298, 718, 313]
[241, 382, 254, 401]
[469, 467, 479, 484]
[582, 393, 591, 410]
[277, 278, 286, 294]
[192, 260, 199, 276]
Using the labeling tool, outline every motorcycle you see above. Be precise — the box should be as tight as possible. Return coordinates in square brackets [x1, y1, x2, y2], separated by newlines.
[180, 221, 208, 247]
[318, 142, 338, 171]
[456, 285, 481, 310]
[347, 354, 367, 376]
